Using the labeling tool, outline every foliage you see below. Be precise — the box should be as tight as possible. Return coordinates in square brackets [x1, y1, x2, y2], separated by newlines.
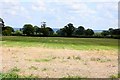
[23, 24, 34, 36]
[13, 30, 22, 36]
[85, 29, 94, 36]
[2, 36, 118, 50]
[56, 28, 66, 36]
[2, 26, 14, 36]
[93, 32, 102, 37]
[40, 28, 49, 36]
[101, 28, 120, 38]
[75, 26, 85, 35]
[0, 72, 39, 78]
[34, 25, 40, 35]
[46, 27, 54, 36]
[101, 30, 109, 36]
[63, 23, 75, 36]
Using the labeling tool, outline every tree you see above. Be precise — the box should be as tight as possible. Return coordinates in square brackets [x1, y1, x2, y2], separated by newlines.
[56, 28, 66, 36]
[23, 24, 34, 36]
[85, 29, 94, 36]
[2, 26, 14, 36]
[101, 30, 109, 36]
[108, 28, 114, 36]
[14, 30, 22, 36]
[34, 26, 39, 35]
[46, 27, 54, 36]
[63, 23, 75, 36]
[39, 28, 48, 36]
[0, 18, 5, 27]
[112, 29, 120, 35]
[75, 26, 85, 35]
[41, 22, 46, 28]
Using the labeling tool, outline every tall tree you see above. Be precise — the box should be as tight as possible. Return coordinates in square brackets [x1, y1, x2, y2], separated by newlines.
[23, 24, 34, 36]
[46, 27, 54, 36]
[101, 30, 109, 36]
[63, 23, 75, 36]
[75, 26, 85, 35]
[85, 29, 94, 36]
[0, 18, 5, 27]
[34, 26, 39, 35]
[56, 28, 66, 36]
[2, 26, 14, 36]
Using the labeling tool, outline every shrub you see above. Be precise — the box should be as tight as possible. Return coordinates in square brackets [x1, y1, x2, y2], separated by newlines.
[13, 30, 22, 36]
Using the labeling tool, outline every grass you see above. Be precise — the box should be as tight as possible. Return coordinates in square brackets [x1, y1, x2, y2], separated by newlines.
[29, 66, 38, 70]
[10, 67, 20, 72]
[0, 72, 39, 78]
[110, 73, 120, 78]
[42, 68, 48, 71]
[34, 58, 52, 62]
[0, 66, 39, 78]
[2, 36, 118, 50]
[61, 75, 87, 80]
[90, 57, 111, 63]
[67, 56, 81, 60]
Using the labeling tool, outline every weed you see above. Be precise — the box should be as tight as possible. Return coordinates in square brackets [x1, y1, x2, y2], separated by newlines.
[10, 67, 20, 72]
[29, 66, 38, 70]
[73, 56, 81, 60]
[52, 57, 56, 59]
[67, 56, 71, 59]
[0, 72, 19, 78]
[23, 74, 39, 78]
[42, 68, 47, 71]
[91, 57, 111, 63]
[0, 73, 39, 78]
[34, 58, 51, 62]
[25, 59, 32, 61]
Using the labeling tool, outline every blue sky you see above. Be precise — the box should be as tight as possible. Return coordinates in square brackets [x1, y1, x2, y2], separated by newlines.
[0, 0, 118, 30]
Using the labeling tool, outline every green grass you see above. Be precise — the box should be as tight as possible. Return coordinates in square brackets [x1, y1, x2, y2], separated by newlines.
[61, 75, 87, 80]
[29, 66, 38, 70]
[34, 58, 52, 62]
[110, 73, 120, 78]
[10, 67, 20, 72]
[2, 36, 118, 50]
[0, 72, 39, 78]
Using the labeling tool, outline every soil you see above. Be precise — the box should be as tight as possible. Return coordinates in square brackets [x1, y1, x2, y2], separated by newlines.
[1, 46, 118, 78]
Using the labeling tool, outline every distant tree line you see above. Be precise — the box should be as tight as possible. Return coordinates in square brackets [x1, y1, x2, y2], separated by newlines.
[1, 18, 120, 39]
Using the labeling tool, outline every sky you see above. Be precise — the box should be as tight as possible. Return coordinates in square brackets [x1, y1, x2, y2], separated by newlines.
[0, 0, 119, 30]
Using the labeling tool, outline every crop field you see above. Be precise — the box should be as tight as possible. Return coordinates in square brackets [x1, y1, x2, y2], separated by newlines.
[0, 36, 118, 78]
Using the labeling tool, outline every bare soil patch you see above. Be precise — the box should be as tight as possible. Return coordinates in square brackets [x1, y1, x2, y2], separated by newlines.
[1, 46, 118, 78]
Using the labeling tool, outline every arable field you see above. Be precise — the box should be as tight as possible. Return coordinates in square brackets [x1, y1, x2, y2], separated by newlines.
[0, 36, 118, 78]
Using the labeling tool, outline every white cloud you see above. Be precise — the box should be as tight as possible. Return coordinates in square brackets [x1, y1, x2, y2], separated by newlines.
[31, 0, 46, 12]
[0, 0, 31, 19]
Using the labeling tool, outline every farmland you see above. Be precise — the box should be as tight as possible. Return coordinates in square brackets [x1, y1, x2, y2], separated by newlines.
[0, 36, 118, 78]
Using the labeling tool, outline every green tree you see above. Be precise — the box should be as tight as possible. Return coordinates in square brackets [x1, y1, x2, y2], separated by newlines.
[63, 23, 75, 36]
[46, 27, 54, 36]
[85, 29, 94, 36]
[23, 24, 34, 36]
[40, 28, 49, 36]
[101, 30, 109, 36]
[14, 30, 22, 36]
[34, 26, 39, 35]
[75, 26, 85, 35]
[56, 28, 66, 36]
[108, 28, 114, 36]
[2, 26, 14, 36]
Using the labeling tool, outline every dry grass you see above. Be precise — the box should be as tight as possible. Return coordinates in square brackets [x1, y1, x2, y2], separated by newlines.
[1, 46, 118, 78]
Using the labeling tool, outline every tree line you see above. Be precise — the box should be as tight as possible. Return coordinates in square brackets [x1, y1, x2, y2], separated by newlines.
[0, 17, 119, 39]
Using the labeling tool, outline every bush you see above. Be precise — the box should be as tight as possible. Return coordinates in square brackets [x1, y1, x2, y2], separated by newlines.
[13, 30, 22, 36]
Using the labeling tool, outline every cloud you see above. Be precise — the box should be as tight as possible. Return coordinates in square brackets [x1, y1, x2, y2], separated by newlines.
[0, 0, 118, 29]
[0, 0, 31, 19]
[31, 0, 47, 12]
